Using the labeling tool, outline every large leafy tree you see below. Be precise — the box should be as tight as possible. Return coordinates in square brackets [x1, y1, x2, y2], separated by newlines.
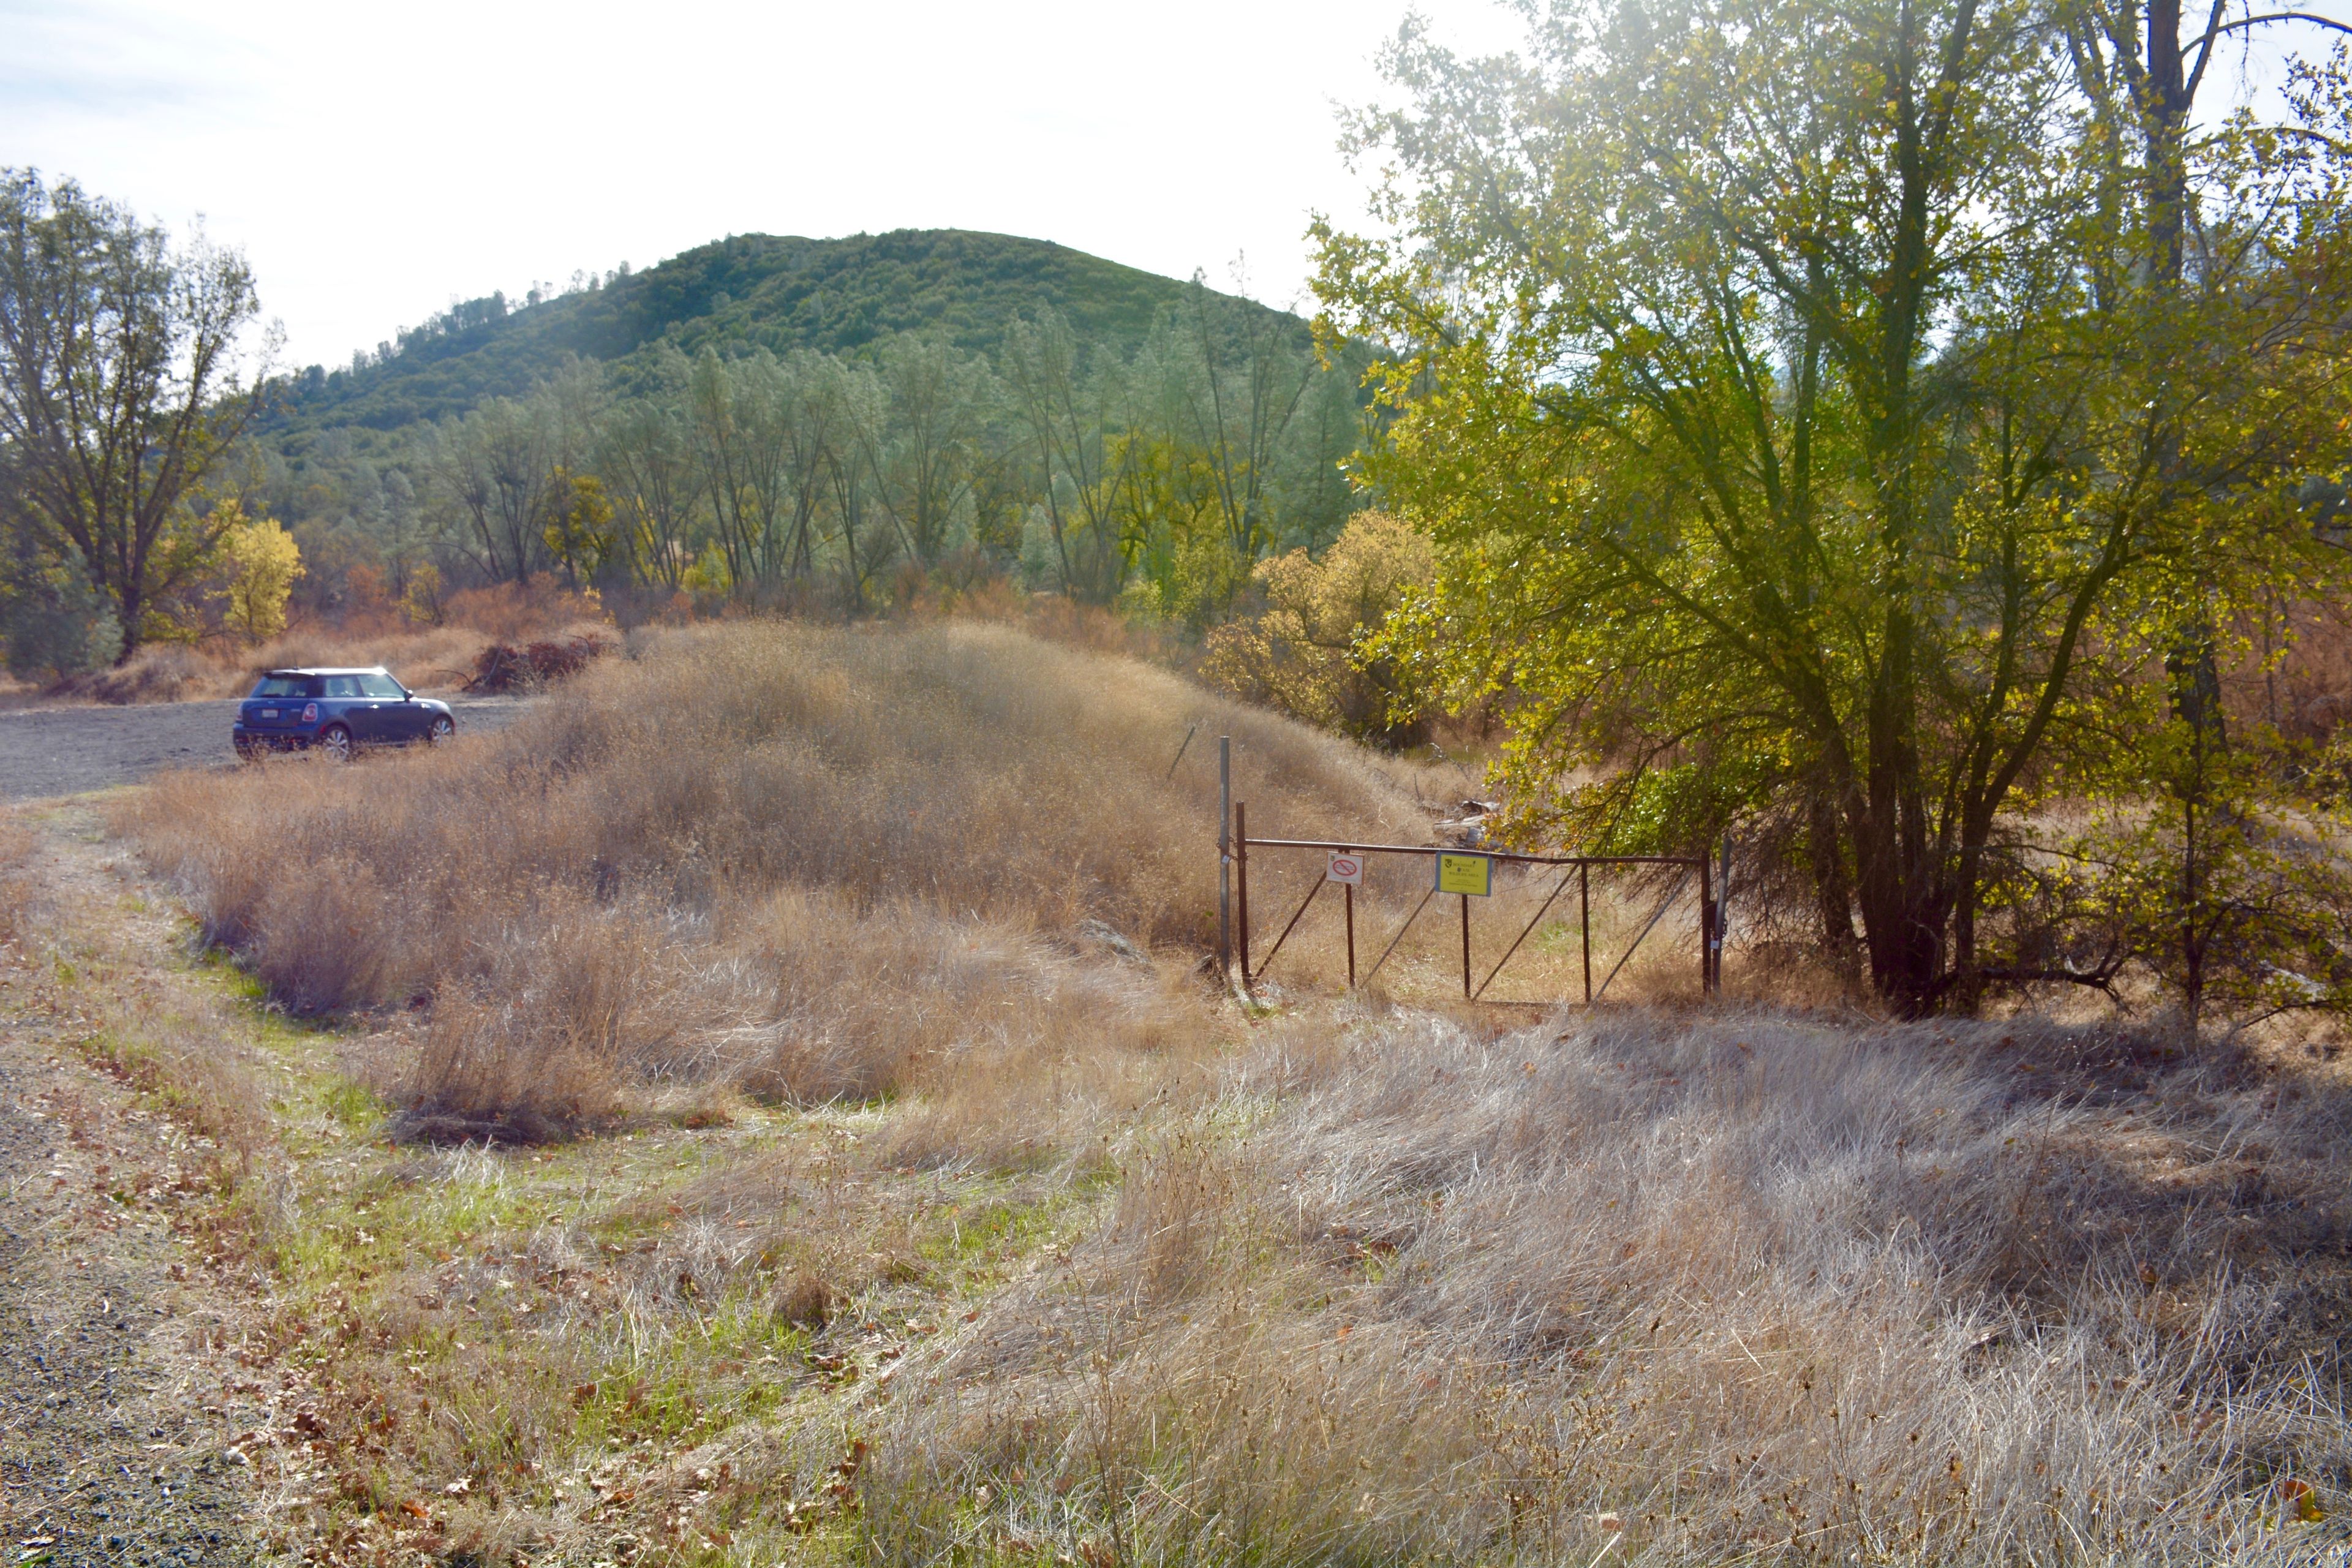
[1318, 0, 2352, 1014]
[0, 170, 270, 659]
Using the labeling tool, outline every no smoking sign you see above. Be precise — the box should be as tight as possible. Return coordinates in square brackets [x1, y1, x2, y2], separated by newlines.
[1326, 852, 1365, 885]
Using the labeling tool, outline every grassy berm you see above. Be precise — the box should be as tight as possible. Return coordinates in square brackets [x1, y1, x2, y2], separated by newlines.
[102, 620, 2352, 1565]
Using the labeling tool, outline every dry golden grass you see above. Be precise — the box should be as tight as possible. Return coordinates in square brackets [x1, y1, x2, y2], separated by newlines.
[0, 810, 40, 954]
[865, 1006, 2352, 1565]
[101, 617, 2352, 1564]
[126, 620, 1433, 1144]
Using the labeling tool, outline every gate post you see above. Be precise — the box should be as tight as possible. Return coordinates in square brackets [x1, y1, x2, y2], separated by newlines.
[1217, 737, 1231, 979]
[1460, 888, 1472, 999]
[1235, 802, 1251, 989]
[1698, 851, 1714, 998]
[1344, 881, 1355, 987]
[1580, 862, 1591, 1004]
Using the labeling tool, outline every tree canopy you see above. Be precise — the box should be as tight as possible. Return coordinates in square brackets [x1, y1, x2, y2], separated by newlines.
[0, 169, 271, 661]
[1319, 0, 2352, 1016]
[266, 230, 1309, 442]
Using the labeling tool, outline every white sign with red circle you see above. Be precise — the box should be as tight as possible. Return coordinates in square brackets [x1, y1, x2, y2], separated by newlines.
[1326, 852, 1365, 885]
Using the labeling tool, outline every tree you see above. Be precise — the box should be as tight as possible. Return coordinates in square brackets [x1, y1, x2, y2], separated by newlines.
[824, 357, 897, 608]
[538, 467, 615, 590]
[0, 170, 270, 660]
[1170, 273, 1316, 569]
[597, 350, 704, 591]
[1201, 510, 1436, 745]
[867, 333, 997, 568]
[216, 503, 303, 642]
[430, 396, 559, 583]
[1319, 0, 2352, 1014]
[1001, 308, 1136, 601]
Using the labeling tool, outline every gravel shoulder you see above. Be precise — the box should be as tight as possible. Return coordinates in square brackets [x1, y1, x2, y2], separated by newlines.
[0, 811, 257, 1564]
[0, 697, 535, 802]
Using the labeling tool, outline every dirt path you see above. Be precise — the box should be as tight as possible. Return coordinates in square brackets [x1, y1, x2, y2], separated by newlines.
[0, 697, 537, 802]
[0, 809, 258, 1564]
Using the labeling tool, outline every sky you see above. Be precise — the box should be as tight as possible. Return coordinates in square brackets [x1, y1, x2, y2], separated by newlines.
[7, 1, 2336, 376]
[1, 0, 1526, 373]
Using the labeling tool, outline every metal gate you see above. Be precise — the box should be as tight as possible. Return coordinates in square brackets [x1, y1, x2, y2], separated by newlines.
[1225, 802, 1721, 1005]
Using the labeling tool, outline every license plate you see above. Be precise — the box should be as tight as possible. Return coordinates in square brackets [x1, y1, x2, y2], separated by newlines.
[260, 708, 279, 718]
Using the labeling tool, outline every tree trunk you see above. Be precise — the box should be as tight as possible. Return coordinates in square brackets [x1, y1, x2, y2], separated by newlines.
[1807, 779, 1861, 978]
[114, 578, 144, 665]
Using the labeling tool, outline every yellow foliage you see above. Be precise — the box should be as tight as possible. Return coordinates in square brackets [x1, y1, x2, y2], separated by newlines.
[1200, 510, 1434, 744]
[216, 505, 304, 643]
[400, 563, 444, 626]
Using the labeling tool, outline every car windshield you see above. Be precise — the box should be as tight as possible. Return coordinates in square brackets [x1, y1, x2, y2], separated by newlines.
[357, 672, 405, 699]
[251, 675, 318, 699]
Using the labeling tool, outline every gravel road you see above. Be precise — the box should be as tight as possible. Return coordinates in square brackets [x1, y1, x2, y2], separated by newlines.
[0, 696, 535, 802]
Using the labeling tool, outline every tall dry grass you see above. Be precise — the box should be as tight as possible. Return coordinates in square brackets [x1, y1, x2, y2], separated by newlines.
[126, 620, 1433, 1142]
[864, 1006, 2352, 1564]
[110, 616, 2352, 1562]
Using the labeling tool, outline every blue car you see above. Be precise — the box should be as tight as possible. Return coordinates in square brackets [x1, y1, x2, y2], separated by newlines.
[233, 666, 456, 761]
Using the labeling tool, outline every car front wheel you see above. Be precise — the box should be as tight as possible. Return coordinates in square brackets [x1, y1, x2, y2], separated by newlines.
[428, 715, 454, 746]
[318, 724, 353, 762]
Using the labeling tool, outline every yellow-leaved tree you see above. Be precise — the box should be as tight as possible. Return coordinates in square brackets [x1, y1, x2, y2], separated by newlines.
[217, 505, 303, 642]
[1200, 510, 1433, 747]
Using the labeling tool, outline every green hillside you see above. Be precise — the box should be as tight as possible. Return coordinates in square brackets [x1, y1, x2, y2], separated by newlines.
[272, 228, 1301, 436]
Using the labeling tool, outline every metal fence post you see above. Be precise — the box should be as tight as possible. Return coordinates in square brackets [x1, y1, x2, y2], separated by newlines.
[1217, 737, 1231, 979]
[1344, 880, 1356, 988]
[1460, 888, 1472, 999]
[1580, 862, 1592, 1005]
[1235, 801, 1251, 989]
[1698, 850, 1714, 997]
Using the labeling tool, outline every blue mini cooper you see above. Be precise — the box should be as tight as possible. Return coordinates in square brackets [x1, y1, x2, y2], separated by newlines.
[233, 666, 456, 761]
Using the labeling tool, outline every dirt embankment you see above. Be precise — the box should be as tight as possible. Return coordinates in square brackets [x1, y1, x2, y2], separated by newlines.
[0, 698, 535, 802]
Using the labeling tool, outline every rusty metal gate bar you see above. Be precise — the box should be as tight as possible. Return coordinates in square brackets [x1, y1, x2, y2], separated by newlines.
[1472, 865, 1579, 1001]
[1593, 868, 1692, 1003]
[1229, 812, 1716, 1003]
[1359, 886, 1438, 989]
[1251, 873, 1327, 982]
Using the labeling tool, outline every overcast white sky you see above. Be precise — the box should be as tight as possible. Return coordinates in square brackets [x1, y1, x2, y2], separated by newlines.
[6, 1, 2335, 375]
[1, 0, 1526, 372]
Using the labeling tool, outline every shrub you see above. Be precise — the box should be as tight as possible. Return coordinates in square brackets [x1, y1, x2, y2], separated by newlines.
[1, 543, 121, 677]
[1200, 511, 1436, 747]
[462, 633, 611, 693]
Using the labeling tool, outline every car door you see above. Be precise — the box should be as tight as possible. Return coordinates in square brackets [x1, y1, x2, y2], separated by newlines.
[321, 674, 379, 739]
[356, 671, 419, 739]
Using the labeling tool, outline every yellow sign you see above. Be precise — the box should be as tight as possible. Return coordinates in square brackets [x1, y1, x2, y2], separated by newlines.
[1435, 851, 1492, 897]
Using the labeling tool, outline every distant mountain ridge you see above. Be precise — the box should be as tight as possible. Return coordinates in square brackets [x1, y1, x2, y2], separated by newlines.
[271, 228, 1307, 437]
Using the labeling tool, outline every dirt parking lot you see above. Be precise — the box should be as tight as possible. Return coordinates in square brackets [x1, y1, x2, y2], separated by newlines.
[0, 697, 533, 802]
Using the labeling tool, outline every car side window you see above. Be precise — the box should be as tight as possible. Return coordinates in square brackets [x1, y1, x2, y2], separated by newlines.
[323, 676, 360, 699]
[357, 673, 405, 699]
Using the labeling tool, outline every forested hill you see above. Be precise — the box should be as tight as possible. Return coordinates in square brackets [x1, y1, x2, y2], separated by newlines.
[271, 228, 1302, 437]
